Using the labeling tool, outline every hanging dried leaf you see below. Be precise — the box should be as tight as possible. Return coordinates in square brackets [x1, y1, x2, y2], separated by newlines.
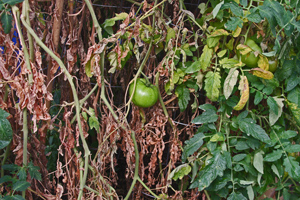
[233, 76, 249, 110]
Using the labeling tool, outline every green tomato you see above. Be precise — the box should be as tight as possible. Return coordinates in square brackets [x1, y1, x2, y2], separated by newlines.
[268, 58, 278, 72]
[238, 39, 262, 68]
[129, 78, 159, 108]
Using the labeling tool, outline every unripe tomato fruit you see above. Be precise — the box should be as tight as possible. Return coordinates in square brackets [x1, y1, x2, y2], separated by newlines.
[129, 78, 159, 108]
[268, 59, 278, 72]
[238, 39, 262, 68]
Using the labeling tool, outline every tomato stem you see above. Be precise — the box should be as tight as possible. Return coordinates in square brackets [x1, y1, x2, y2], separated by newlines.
[140, 71, 151, 86]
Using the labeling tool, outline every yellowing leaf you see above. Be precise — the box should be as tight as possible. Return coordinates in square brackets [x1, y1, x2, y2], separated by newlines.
[251, 68, 274, 80]
[258, 55, 269, 71]
[207, 29, 229, 48]
[232, 26, 242, 37]
[237, 44, 252, 55]
[286, 100, 300, 126]
[208, 29, 229, 37]
[200, 45, 213, 71]
[233, 76, 249, 110]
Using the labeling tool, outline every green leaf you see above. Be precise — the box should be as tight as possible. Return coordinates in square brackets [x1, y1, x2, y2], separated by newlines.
[283, 188, 291, 200]
[286, 74, 299, 92]
[254, 91, 263, 105]
[13, 181, 31, 192]
[277, 60, 294, 81]
[3, 195, 25, 200]
[279, 130, 298, 139]
[2, 164, 20, 172]
[199, 104, 217, 112]
[271, 164, 281, 178]
[181, 133, 205, 162]
[232, 154, 247, 162]
[283, 156, 300, 180]
[1, 11, 13, 34]
[89, 116, 100, 131]
[28, 162, 41, 181]
[212, 1, 224, 18]
[247, 11, 262, 23]
[224, 68, 239, 99]
[235, 141, 249, 150]
[192, 109, 218, 125]
[219, 58, 240, 69]
[240, 180, 254, 185]
[239, 118, 271, 144]
[287, 86, 300, 107]
[227, 192, 247, 200]
[200, 45, 213, 71]
[247, 185, 254, 200]
[285, 144, 300, 153]
[103, 12, 128, 28]
[264, 150, 283, 162]
[267, 96, 278, 115]
[185, 61, 201, 74]
[2, 0, 24, 5]
[221, 1, 243, 17]
[17, 167, 27, 181]
[269, 97, 284, 126]
[168, 164, 191, 181]
[166, 27, 176, 44]
[0, 109, 10, 118]
[204, 71, 221, 101]
[253, 151, 264, 174]
[0, 109, 13, 150]
[258, 6, 276, 36]
[175, 85, 190, 112]
[190, 150, 227, 191]
[0, 175, 14, 184]
[224, 17, 243, 31]
[207, 36, 221, 48]
[240, 0, 248, 7]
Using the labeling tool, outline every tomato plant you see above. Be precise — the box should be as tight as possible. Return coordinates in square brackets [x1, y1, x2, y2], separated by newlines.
[129, 78, 159, 108]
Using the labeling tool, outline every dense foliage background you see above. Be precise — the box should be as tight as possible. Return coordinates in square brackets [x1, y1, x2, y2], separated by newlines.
[1, 0, 300, 199]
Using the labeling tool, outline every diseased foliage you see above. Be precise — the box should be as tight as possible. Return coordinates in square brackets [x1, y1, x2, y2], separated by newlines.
[0, 0, 300, 199]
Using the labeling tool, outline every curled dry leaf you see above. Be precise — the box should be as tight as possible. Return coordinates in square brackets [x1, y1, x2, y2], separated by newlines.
[233, 76, 249, 111]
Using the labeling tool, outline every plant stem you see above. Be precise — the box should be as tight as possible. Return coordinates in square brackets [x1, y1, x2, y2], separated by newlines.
[12, 6, 33, 199]
[12, 6, 33, 84]
[22, 108, 28, 198]
[1, 142, 11, 177]
[155, 72, 174, 129]
[137, 176, 159, 198]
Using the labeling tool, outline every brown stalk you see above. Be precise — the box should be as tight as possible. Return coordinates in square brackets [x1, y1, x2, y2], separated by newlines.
[45, 0, 64, 109]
